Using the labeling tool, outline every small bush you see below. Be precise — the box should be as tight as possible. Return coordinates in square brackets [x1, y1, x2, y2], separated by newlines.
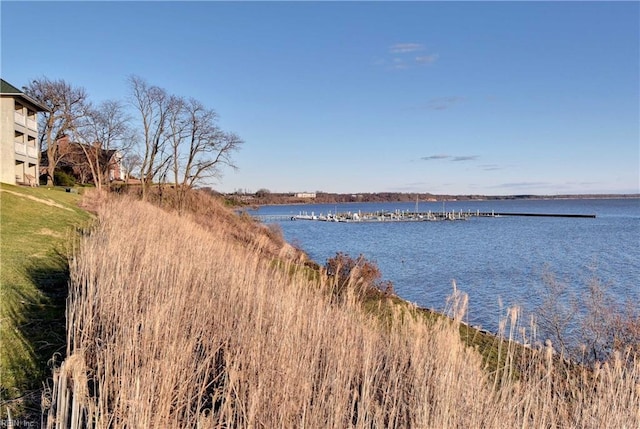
[536, 273, 640, 364]
[110, 182, 127, 193]
[54, 170, 76, 187]
[325, 252, 394, 300]
[265, 223, 285, 247]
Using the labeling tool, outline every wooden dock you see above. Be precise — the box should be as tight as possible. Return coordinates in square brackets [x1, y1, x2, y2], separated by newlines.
[252, 210, 595, 222]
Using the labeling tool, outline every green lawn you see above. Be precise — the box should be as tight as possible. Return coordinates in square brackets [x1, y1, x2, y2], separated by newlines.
[0, 183, 91, 416]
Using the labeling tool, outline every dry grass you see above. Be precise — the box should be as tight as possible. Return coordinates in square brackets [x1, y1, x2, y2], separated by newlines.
[44, 194, 639, 428]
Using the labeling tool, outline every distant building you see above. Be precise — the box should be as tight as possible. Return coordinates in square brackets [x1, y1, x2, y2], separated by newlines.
[40, 135, 124, 184]
[295, 192, 316, 199]
[0, 79, 50, 185]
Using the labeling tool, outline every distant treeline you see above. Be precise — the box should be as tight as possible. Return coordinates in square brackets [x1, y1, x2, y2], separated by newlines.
[214, 189, 639, 207]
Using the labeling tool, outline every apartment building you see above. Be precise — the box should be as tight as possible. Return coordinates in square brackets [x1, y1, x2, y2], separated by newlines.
[1, 79, 49, 185]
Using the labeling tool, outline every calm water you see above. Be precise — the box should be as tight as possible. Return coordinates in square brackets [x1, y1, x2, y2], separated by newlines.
[251, 199, 640, 332]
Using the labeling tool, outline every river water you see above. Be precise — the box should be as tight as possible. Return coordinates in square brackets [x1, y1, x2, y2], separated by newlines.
[250, 198, 640, 333]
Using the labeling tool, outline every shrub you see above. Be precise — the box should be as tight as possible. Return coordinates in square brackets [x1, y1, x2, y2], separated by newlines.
[53, 170, 76, 187]
[325, 252, 394, 300]
[109, 182, 127, 193]
[536, 273, 640, 363]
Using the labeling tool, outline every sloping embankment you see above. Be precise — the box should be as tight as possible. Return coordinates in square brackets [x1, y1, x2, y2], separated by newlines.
[44, 194, 639, 428]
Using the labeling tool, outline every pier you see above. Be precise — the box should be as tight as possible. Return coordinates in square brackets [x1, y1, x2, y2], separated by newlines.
[252, 210, 595, 223]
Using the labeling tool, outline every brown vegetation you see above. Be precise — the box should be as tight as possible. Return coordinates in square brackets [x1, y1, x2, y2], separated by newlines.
[536, 271, 640, 363]
[43, 190, 639, 428]
[325, 252, 395, 302]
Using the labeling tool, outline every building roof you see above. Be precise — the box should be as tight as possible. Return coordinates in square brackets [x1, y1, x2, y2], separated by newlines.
[0, 79, 23, 94]
[41, 138, 120, 168]
[0, 78, 51, 112]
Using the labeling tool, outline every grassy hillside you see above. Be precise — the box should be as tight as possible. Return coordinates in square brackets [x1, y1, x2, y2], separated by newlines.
[43, 193, 639, 428]
[0, 184, 91, 416]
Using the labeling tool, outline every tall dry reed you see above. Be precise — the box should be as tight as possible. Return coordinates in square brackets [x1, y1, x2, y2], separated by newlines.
[44, 195, 639, 428]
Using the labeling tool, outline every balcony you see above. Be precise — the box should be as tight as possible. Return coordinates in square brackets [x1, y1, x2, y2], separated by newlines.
[26, 117, 37, 130]
[27, 146, 38, 158]
[14, 142, 26, 155]
[14, 111, 25, 126]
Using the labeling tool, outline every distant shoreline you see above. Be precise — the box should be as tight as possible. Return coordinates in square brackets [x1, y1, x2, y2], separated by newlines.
[224, 191, 640, 207]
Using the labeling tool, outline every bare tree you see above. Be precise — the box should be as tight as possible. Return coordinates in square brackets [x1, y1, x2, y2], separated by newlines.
[166, 96, 188, 188]
[24, 78, 89, 186]
[611, 299, 640, 356]
[121, 152, 142, 183]
[182, 99, 242, 188]
[72, 100, 132, 190]
[580, 278, 617, 362]
[165, 97, 243, 213]
[536, 271, 640, 364]
[129, 76, 242, 205]
[535, 272, 577, 358]
[128, 75, 175, 200]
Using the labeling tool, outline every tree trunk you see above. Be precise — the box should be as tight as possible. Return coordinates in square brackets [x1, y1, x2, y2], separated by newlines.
[46, 146, 56, 186]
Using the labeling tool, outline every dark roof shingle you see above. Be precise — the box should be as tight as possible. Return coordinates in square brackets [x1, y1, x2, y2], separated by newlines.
[0, 79, 23, 94]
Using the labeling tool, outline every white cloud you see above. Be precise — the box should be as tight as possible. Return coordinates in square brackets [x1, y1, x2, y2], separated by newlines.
[391, 57, 409, 70]
[389, 43, 424, 53]
[379, 43, 438, 70]
[415, 54, 439, 64]
[420, 154, 478, 162]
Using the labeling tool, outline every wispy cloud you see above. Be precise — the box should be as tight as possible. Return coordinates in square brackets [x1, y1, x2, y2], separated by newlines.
[391, 58, 409, 70]
[421, 154, 451, 161]
[389, 43, 424, 53]
[480, 164, 503, 171]
[452, 156, 478, 162]
[492, 182, 550, 189]
[415, 54, 439, 65]
[420, 154, 478, 162]
[425, 96, 464, 110]
[379, 43, 438, 70]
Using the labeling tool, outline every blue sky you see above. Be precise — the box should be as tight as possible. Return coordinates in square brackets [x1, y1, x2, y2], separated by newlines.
[2, 1, 638, 195]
